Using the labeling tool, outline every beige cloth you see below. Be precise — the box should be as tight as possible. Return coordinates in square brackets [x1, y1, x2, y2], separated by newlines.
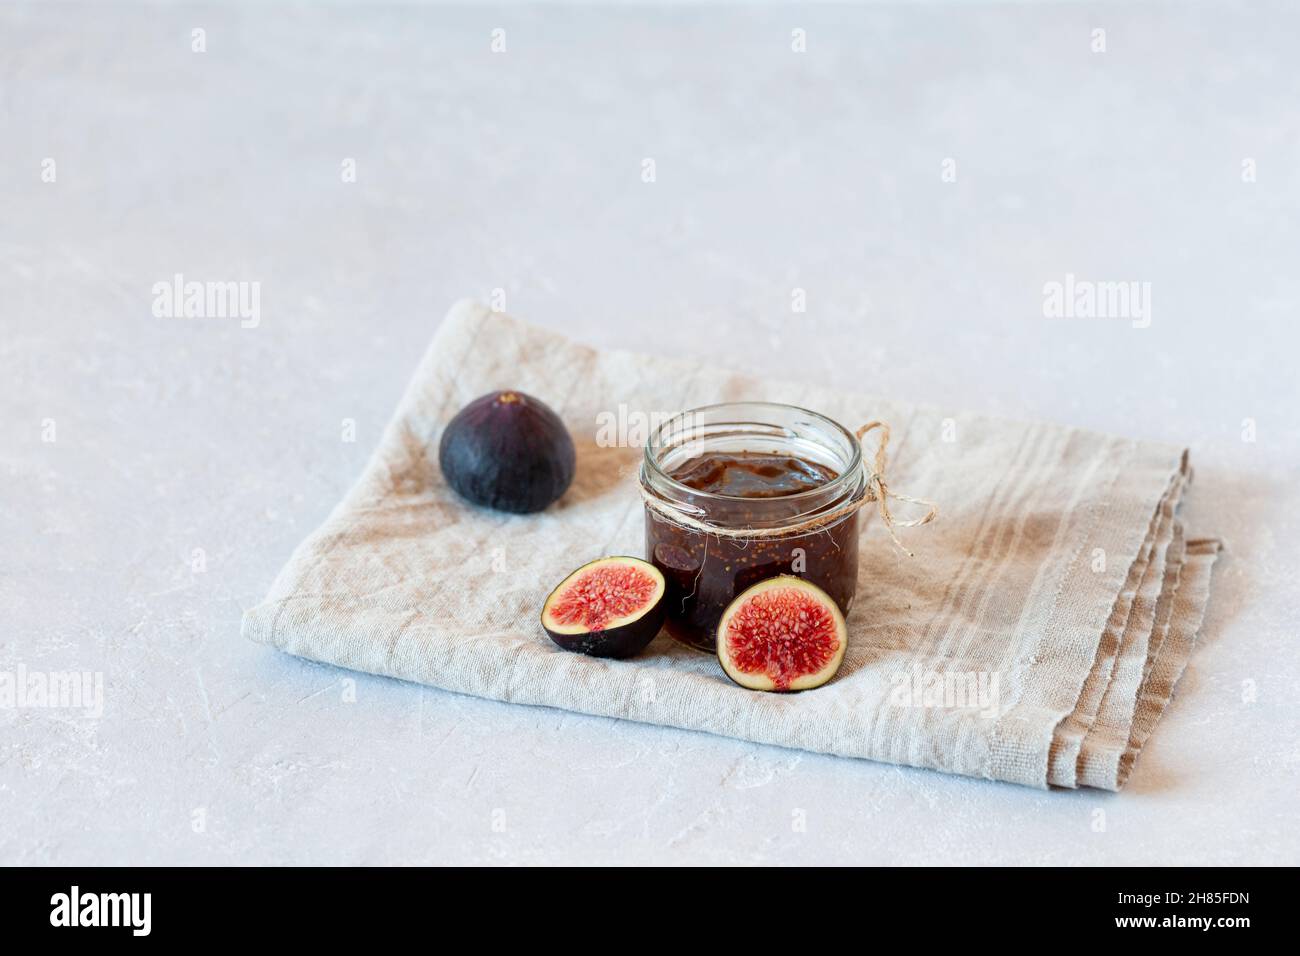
[243, 301, 1222, 790]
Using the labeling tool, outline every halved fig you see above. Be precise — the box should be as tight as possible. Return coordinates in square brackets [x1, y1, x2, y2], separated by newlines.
[716, 576, 847, 692]
[541, 557, 667, 659]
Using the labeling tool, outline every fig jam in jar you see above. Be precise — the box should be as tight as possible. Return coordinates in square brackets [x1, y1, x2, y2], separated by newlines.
[640, 402, 866, 652]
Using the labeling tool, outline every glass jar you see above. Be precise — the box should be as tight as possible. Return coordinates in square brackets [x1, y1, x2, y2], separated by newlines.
[640, 402, 866, 652]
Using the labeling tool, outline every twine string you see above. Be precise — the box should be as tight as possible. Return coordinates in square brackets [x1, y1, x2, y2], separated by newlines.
[853, 420, 939, 556]
[639, 419, 938, 555]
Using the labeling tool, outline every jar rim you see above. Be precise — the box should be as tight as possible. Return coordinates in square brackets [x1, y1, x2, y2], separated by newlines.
[641, 400, 863, 506]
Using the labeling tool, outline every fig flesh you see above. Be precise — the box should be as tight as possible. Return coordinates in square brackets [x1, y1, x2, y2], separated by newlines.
[541, 557, 667, 659]
[716, 576, 847, 692]
[438, 390, 576, 514]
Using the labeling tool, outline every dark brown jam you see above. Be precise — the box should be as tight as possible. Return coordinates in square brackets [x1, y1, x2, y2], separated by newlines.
[646, 452, 859, 652]
[668, 453, 838, 499]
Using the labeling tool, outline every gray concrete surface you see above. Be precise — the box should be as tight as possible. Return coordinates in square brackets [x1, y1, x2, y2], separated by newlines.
[2, 1, 1297, 865]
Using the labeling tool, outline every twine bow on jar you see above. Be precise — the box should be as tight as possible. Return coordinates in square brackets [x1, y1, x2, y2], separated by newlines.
[639, 418, 938, 555]
[852, 420, 939, 556]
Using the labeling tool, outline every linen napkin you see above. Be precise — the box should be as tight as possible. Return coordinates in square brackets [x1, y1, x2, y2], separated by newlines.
[243, 300, 1221, 790]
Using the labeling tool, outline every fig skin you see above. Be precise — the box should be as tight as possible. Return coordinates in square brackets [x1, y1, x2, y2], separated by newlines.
[438, 390, 576, 514]
[541, 557, 667, 659]
[716, 575, 847, 692]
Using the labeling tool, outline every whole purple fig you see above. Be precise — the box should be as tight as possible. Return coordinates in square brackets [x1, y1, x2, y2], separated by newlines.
[438, 390, 576, 514]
